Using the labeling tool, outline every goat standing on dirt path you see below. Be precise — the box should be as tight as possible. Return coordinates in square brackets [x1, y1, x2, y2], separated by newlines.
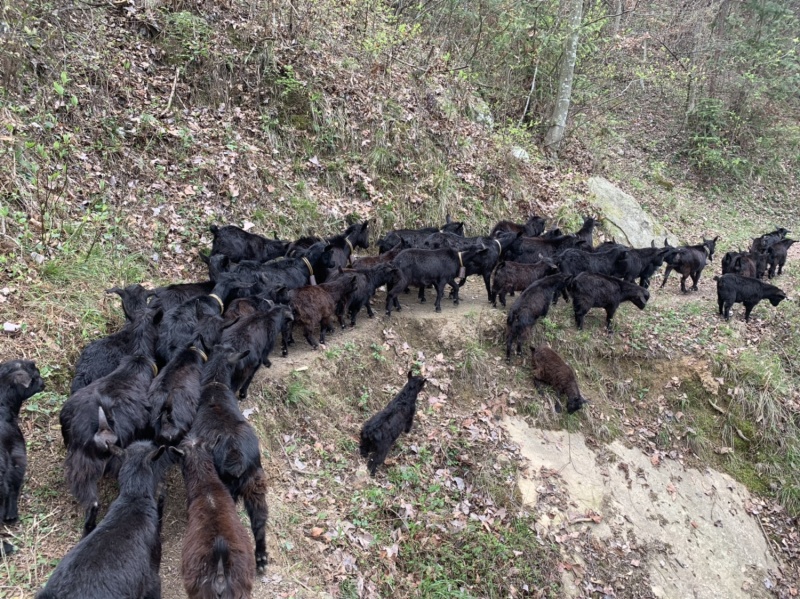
[180, 438, 256, 599]
[36, 442, 173, 599]
[660, 237, 718, 292]
[714, 274, 787, 322]
[360, 372, 426, 476]
[191, 345, 270, 573]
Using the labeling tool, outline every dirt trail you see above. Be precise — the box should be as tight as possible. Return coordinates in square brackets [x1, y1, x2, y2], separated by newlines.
[156, 277, 787, 599]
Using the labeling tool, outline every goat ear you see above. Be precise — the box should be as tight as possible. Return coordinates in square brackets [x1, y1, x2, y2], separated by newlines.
[446, 214, 453, 224]
[108, 444, 124, 457]
[198, 252, 210, 265]
[11, 368, 33, 389]
[407, 370, 414, 380]
[228, 350, 250, 364]
[149, 446, 167, 462]
[651, 239, 656, 248]
[169, 447, 184, 457]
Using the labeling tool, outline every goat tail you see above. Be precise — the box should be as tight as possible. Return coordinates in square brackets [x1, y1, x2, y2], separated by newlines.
[64, 449, 105, 506]
[210, 224, 219, 235]
[713, 275, 721, 282]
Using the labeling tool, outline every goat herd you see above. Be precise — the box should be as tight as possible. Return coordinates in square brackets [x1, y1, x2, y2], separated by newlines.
[0, 213, 793, 598]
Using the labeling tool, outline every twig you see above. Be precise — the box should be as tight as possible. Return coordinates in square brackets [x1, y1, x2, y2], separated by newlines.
[518, 65, 538, 128]
[755, 512, 780, 565]
[708, 398, 728, 415]
[597, 215, 634, 246]
[160, 67, 180, 118]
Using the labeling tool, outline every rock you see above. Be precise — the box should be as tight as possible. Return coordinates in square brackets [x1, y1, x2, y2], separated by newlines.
[510, 146, 530, 162]
[587, 176, 680, 248]
[466, 94, 494, 130]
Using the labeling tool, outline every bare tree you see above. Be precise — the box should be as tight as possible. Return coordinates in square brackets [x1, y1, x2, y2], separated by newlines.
[544, 0, 584, 153]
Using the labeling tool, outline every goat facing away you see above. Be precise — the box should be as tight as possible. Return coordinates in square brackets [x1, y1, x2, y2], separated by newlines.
[360, 372, 427, 476]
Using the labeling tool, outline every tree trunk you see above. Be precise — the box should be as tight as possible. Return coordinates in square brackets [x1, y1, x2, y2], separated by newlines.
[544, 0, 584, 153]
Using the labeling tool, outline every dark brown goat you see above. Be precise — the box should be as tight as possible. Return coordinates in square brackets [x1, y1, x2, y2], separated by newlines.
[490, 259, 558, 307]
[530, 346, 587, 414]
[350, 241, 405, 269]
[288, 275, 358, 348]
[181, 439, 255, 599]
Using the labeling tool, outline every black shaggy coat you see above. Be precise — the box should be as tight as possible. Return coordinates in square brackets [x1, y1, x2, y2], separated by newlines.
[60, 313, 160, 536]
[376, 215, 465, 254]
[530, 346, 587, 414]
[209, 224, 289, 263]
[490, 258, 559, 307]
[191, 346, 270, 573]
[714, 274, 787, 322]
[385, 246, 488, 314]
[750, 228, 789, 254]
[556, 246, 630, 278]
[221, 304, 294, 398]
[334, 263, 398, 326]
[767, 238, 796, 278]
[36, 442, 171, 599]
[255, 241, 334, 290]
[505, 273, 571, 360]
[106, 284, 153, 323]
[149, 346, 208, 447]
[504, 233, 585, 263]
[661, 237, 718, 292]
[421, 232, 519, 302]
[569, 272, 650, 331]
[360, 372, 426, 476]
[0, 360, 44, 524]
[489, 215, 546, 238]
[70, 306, 161, 394]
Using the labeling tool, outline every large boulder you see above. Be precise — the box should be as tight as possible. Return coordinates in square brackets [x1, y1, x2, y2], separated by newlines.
[587, 176, 679, 248]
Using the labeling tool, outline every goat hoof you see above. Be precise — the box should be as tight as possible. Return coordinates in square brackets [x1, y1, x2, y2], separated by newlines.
[435, 306, 442, 312]
[256, 555, 268, 574]
[419, 298, 426, 303]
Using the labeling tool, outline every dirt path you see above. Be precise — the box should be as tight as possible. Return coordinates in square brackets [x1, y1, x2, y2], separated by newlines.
[152, 271, 793, 598]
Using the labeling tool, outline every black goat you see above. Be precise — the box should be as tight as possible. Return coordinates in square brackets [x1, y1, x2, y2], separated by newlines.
[192, 346, 270, 573]
[660, 236, 718, 292]
[149, 345, 209, 447]
[221, 303, 294, 398]
[155, 274, 243, 364]
[505, 274, 571, 360]
[360, 372, 426, 476]
[489, 215, 546, 238]
[1, 360, 44, 524]
[386, 246, 488, 314]
[377, 215, 465, 254]
[767, 238, 796, 278]
[254, 241, 334, 290]
[209, 224, 289, 263]
[714, 274, 787, 322]
[490, 258, 558, 307]
[750, 228, 789, 254]
[598, 241, 672, 288]
[106, 284, 153, 323]
[530, 346, 587, 414]
[198, 252, 233, 282]
[180, 438, 255, 599]
[556, 246, 630, 278]
[569, 272, 649, 331]
[60, 312, 160, 536]
[505, 233, 585, 262]
[421, 232, 519, 302]
[335, 263, 398, 326]
[70, 303, 160, 394]
[351, 241, 406, 269]
[36, 442, 172, 599]
[573, 216, 597, 248]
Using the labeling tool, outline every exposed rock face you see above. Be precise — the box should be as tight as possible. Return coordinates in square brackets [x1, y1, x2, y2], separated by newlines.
[588, 176, 679, 248]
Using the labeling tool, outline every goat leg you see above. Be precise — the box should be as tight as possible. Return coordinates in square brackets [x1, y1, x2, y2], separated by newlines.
[242, 468, 269, 573]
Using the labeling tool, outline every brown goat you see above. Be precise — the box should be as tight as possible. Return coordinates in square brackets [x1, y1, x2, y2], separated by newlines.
[180, 439, 255, 599]
[288, 274, 358, 348]
[530, 345, 587, 414]
[490, 259, 558, 307]
[350, 241, 405, 269]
